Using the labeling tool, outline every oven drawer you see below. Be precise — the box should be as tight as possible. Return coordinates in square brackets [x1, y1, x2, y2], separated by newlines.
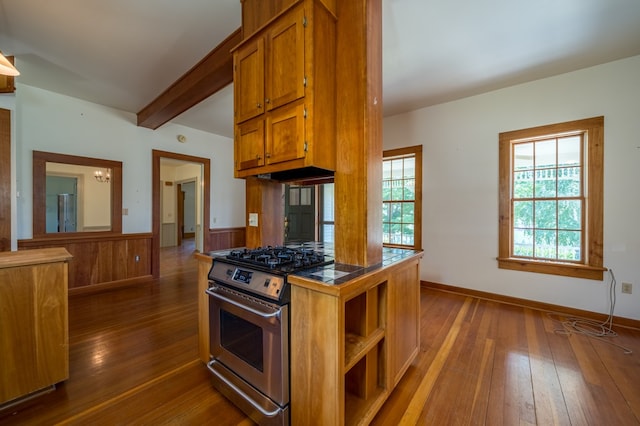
[207, 359, 289, 426]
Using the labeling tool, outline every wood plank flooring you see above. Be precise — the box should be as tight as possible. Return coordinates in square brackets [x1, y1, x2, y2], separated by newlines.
[1, 240, 639, 425]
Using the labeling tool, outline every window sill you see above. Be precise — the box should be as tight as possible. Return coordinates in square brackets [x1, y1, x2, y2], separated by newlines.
[497, 257, 606, 281]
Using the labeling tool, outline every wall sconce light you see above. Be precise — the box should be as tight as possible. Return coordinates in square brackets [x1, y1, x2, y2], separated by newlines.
[0, 51, 20, 76]
[94, 169, 111, 183]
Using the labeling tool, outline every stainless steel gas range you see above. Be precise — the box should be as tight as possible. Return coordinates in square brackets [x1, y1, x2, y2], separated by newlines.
[205, 244, 333, 426]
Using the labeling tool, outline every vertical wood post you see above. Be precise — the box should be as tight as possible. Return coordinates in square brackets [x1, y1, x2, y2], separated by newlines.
[334, 0, 383, 267]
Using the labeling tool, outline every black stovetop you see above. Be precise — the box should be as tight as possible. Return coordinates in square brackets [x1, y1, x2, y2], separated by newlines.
[223, 245, 334, 274]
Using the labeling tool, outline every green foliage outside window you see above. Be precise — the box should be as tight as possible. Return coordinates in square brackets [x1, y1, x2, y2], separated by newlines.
[383, 156, 416, 246]
[512, 136, 584, 261]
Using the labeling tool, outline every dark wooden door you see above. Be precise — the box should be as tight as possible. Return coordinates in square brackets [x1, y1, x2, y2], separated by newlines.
[284, 185, 315, 242]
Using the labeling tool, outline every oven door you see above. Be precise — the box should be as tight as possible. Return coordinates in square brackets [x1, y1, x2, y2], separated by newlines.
[207, 284, 289, 407]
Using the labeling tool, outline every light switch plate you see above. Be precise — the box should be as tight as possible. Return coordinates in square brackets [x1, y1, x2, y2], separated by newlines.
[249, 213, 258, 227]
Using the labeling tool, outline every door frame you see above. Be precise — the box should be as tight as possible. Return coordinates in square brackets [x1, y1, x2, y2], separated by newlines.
[0, 109, 10, 251]
[152, 150, 210, 279]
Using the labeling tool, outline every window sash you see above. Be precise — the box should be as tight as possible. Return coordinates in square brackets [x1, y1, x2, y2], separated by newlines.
[498, 116, 604, 280]
[382, 145, 422, 250]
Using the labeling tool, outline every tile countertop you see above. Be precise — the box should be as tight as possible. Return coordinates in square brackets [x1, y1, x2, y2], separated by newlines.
[204, 242, 422, 286]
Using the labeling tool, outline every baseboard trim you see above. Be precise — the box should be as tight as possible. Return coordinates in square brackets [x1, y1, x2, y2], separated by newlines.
[422, 281, 640, 330]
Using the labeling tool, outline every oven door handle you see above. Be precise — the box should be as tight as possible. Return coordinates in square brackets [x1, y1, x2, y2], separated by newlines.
[206, 288, 281, 322]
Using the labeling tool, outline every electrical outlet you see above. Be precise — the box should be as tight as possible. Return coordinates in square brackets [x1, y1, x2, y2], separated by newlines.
[621, 282, 632, 294]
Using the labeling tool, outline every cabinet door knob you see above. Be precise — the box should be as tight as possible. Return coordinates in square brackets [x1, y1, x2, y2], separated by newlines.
[266, 153, 271, 158]
[265, 98, 271, 104]
[256, 155, 262, 160]
[256, 103, 262, 109]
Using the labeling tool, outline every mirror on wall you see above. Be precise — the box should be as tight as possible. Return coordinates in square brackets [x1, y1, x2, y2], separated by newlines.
[32, 151, 122, 237]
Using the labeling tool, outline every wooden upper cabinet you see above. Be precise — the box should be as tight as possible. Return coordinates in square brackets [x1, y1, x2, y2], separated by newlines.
[236, 117, 266, 170]
[235, 38, 265, 124]
[233, 0, 336, 178]
[265, 6, 305, 112]
[266, 101, 306, 165]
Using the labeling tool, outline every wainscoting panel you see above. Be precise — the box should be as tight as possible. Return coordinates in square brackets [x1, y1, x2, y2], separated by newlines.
[161, 223, 177, 248]
[207, 227, 246, 251]
[18, 233, 153, 293]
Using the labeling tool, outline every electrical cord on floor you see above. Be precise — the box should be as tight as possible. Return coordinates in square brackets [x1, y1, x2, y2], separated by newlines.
[553, 268, 633, 355]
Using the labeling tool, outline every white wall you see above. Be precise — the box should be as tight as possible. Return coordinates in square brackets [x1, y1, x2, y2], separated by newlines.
[383, 55, 640, 320]
[14, 84, 246, 240]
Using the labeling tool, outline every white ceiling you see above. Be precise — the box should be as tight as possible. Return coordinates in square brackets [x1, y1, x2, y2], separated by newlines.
[2, 0, 640, 139]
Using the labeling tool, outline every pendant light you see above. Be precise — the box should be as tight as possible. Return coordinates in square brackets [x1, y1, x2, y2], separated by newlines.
[0, 51, 20, 76]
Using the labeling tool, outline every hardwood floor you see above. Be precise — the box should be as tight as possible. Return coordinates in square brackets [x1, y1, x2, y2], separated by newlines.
[1, 241, 639, 425]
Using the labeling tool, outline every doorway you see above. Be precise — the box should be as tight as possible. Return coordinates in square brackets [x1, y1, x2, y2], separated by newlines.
[152, 150, 210, 279]
[177, 180, 197, 246]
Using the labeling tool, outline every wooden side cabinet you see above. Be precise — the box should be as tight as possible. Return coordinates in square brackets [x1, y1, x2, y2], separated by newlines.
[290, 253, 422, 425]
[233, 0, 336, 178]
[0, 248, 72, 406]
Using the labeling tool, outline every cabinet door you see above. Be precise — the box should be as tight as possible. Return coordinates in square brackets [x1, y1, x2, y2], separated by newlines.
[266, 102, 305, 165]
[0, 263, 68, 404]
[236, 118, 266, 171]
[265, 5, 305, 112]
[387, 260, 420, 387]
[235, 37, 265, 124]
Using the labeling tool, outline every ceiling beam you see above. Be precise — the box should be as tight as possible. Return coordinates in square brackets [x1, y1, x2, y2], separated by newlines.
[137, 28, 242, 130]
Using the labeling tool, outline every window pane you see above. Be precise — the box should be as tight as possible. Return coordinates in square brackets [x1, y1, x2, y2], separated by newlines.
[300, 188, 312, 205]
[513, 201, 533, 227]
[535, 139, 556, 168]
[391, 203, 402, 222]
[323, 183, 334, 221]
[391, 159, 403, 179]
[390, 222, 402, 244]
[557, 166, 581, 197]
[382, 180, 391, 201]
[513, 171, 533, 198]
[402, 224, 414, 245]
[289, 188, 299, 206]
[404, 178, 415, 200]
[558, 230, 581, 260]
[382, 160, 392, 180]
[382, 202, 389, 223]
[513, 228, 533, 257]
[535, 200, 557, 229]
[402, 202, 415, 224]
[514, 143, 533, 170]
[391, 180, 404, 200]
[404, 157, 415, 178]
[558, 135, 581, 166]
[558, 200, 581, 230]
[535, 230, 557, 259]
[534, 168, 556, 198]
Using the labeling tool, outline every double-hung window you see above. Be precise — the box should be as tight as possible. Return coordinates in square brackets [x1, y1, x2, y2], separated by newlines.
[382, 145, 422, 250]
[498, 117, 605, 280]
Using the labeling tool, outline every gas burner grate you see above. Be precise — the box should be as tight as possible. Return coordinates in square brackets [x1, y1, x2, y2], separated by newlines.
[227, 246, 330, 272]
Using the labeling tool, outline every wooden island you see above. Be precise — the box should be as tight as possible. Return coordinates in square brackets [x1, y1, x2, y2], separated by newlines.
[196, 248, 422, 425]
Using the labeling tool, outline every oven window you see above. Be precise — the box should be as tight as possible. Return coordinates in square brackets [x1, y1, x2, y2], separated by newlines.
[220, 310, 264, 372]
